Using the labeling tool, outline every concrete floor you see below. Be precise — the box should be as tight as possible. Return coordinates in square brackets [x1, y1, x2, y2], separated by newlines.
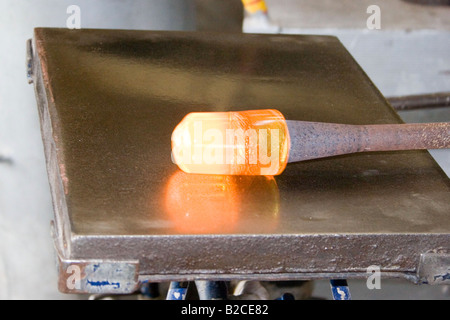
[0, 0, 448, 299]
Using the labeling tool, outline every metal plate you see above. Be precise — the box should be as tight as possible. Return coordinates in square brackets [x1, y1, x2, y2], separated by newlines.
[30, 28, 449, 291]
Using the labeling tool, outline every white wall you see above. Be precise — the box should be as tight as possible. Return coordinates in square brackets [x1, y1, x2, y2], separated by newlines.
[0, 0, 195, 299]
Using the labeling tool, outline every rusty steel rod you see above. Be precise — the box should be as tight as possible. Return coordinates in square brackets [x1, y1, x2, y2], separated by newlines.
[286, 121, 450, 163]
[388, 92, 450, 111]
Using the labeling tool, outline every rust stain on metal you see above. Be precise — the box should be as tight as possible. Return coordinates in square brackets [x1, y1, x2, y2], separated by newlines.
[34, 31, 55, 104]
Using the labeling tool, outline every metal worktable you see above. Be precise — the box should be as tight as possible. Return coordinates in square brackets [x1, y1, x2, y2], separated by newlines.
[28, 28, 449, 294]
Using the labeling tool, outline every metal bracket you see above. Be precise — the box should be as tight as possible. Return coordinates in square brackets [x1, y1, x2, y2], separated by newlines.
[53, 225, 140, 295]
[26, 38, 34, 84]
[56, 252, 140, 294]
[417, 251, 450, 285]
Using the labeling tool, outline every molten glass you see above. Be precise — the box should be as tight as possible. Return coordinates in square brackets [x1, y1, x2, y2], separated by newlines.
[164, 172, 240, 234]
[171, 109, 289, 175]
[164, 171, 280, 234]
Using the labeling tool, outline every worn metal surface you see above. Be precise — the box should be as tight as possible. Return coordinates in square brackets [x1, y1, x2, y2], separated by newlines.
[31, 28, 449, 293]
[417, 251, 450, 285]
[286, 120, 450, 163]
[53, 225, 140, 294]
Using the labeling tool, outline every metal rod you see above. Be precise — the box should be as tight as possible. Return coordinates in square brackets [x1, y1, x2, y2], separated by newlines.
[140, 281, 160, 299]
[195, 281, 228, 300]
[388, 92, 450, 111]
[286, 120, 450, 163]
[166, 281, 189, 300]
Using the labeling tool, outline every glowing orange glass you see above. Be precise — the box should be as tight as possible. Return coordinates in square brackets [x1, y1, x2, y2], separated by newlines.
[164, 171, 280, 234]
[171, 109, 290, 175]
[164, 172, 240, 234]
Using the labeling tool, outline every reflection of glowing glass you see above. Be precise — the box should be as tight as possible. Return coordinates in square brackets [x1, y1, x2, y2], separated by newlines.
[164, 171, 280, 234]
[171, 109, 290, 176]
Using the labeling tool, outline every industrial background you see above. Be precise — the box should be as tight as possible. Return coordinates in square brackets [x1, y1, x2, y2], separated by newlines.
[0, 0, 449, 299]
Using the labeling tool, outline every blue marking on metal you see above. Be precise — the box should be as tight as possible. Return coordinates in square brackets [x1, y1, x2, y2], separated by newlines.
[434, 273, 450, 281]
[166, 282, 188, 300]
[276, 293, 295, 300]
[330, 279, 351, 300]
[87, 280, 121, 289]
